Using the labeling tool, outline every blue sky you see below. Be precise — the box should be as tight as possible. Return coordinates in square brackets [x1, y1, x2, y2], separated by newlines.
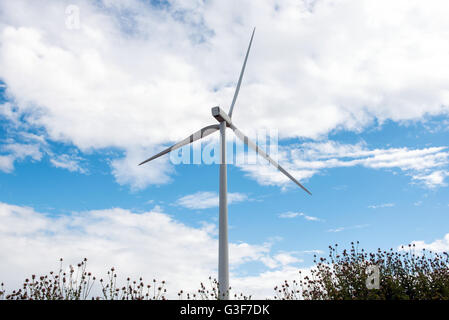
[1, 0, 449, 298]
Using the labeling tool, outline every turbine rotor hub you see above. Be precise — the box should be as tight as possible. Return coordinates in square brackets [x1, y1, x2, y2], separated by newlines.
[212, 106, 232, 127]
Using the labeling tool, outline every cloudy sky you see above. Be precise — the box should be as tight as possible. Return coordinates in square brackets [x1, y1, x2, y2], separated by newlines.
[1, 0, 449, 298]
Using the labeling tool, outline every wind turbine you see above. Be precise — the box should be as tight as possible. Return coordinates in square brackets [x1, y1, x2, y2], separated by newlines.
[139, 28, 312, 299]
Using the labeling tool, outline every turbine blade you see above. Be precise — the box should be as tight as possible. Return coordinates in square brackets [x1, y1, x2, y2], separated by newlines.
[228, 27, 256, 118]
[230, 124, 312, 195]
[139, 124, 220, 166]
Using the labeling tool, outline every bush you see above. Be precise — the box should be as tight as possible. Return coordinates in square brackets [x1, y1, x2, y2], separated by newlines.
[275, 242, 449, 300]
[2, 242, 448, 300]
[0, 258, 166, 300]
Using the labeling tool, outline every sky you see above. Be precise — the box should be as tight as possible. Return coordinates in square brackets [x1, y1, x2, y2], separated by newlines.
[1, 0, 449, 298]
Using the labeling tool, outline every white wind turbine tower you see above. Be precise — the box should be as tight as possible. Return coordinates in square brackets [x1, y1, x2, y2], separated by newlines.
[139, 28, 312, 299]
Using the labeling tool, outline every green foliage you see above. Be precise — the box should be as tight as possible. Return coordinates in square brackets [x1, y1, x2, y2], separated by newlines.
[1, 258, 166, 300]
[275, 242, 449, 300]
[177, 277, 251, 300]
[1, 243, 448, 300]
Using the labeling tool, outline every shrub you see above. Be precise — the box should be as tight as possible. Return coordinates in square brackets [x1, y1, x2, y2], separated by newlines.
[2, 242, 448, 300]
[1, 258, 166, 300]
[177, 277, 251, 300]
[275, 242, 449, 300]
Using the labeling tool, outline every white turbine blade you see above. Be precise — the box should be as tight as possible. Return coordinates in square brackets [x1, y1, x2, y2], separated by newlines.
[230, 124, 312, 195]
[228, 27, 256, 118]
[139, 124, 220, 166]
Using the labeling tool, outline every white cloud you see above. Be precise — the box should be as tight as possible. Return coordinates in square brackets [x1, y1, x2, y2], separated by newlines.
[232, 266, 315, 299]
[273, 253, 302, 266]
[279, 212, 301, 218]
[303, 215, 320, 221]
[0, 201, 304, 298]
[327, 224, 369, 233]
[412, 170, 449, 188]
[50, 154, 86, 174]
[368, 203, 395, 209]
[1, 1, 449, 188]
[0, 137, 90, 175]
[177, 191, 248, 209]
[278, 211, 322, 221]
[0, 155, 14, 172]
[238, 141, 449, 189]
[301, 250, 324, 255]
[0, 102, 20, 124]
[111, 148, 175, 191]
[0, 142, 42, 172]
[3, 143, 42, 161]
[398, 233, 449, 253]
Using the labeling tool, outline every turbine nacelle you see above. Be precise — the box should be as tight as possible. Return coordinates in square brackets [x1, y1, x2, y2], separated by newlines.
[212, 106, 232, 126]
